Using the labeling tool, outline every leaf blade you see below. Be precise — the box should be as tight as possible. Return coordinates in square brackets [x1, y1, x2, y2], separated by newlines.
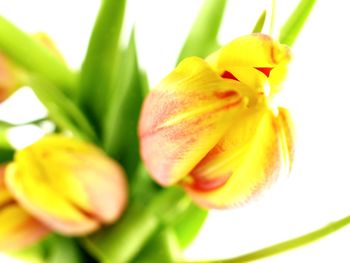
[279, 0, 317, 46]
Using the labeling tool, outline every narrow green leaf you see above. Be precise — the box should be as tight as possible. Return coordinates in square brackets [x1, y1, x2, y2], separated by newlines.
[177, 0, 227, 62]
[102, 31, 147, 178]
[30, 78, 97, 142]
[0, 16, 76, 92]
[252, 10, 267, 33]
[78, 0, 127, 134]
[279, 0, 317, 46]
[174, 202, 208, 249]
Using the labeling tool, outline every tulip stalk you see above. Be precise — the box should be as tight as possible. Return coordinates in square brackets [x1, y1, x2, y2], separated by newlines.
[84, 187, 190, 262]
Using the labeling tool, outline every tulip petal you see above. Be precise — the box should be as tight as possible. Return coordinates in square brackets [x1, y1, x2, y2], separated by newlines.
[139, 57, 248, 186]
[206, 34, 291, 93]
[0, 204, 50, 251]
[0, 166, 49, 251]
[5, 136, 127, 236]
[184, 107, 291, 208]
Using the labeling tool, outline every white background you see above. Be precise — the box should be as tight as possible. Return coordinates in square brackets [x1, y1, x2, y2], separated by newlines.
[1, 0, 350, 262]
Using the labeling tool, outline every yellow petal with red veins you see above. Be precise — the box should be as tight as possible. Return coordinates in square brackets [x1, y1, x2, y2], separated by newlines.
[206, 34, 291, 94]
[0, 166, 49, 251]
[183, 107, 294, 208]
[139, 57, 248, 186]
[5, 135, 128, 236]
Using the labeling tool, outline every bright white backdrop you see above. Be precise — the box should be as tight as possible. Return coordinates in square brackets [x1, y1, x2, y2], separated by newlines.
[1, 0, 350, 262]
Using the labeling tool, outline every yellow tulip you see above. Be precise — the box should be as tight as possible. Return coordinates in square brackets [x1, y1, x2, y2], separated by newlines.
[5, 135, 128, 236]
[0, 165, 49, 251]
[139, 34, 294, 208]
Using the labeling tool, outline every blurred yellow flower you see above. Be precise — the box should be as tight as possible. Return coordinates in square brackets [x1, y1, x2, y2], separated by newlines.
[139, 34, 294, 208]
[5, 135, 128, 236]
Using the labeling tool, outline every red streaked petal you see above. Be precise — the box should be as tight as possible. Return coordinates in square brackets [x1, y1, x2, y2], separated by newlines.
[183, 108, 285, 208]
[139, 57, 245, 186]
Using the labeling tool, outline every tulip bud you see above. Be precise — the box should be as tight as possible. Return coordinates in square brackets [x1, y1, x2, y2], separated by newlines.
[0, 165, 49, 251]
[5, 135, 128, 236]
[139, 34, 294, 208]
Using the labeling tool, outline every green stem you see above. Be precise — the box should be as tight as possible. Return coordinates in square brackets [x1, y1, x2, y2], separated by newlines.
[0, 16, 76, 92]
[194, 213, 350, 263]
[83, 187, 189, 263]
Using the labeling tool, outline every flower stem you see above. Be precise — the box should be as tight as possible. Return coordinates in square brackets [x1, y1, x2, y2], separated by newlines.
[193, 213, 350, 263]
[83, 187, 190, 263]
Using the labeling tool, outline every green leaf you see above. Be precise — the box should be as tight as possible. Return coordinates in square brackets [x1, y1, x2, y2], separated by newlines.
[102, 31, 148, 178]
[279, 0, 317, 46]
[252, 10, 267, 33]
[0, 16, 76, 93]
[30, 78, 97, 142]
[134, 228, 182, 263]
[78, 0, 127, 134]
[174, 202, 208, 249]
[177, 0, 227, 62]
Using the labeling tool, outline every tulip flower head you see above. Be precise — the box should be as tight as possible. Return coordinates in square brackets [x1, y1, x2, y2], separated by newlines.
[139, 34, 294, 208]
[5, 135, 128, 236]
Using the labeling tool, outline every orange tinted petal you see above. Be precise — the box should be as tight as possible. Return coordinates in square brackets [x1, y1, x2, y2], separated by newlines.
[139, 57, 246, 185]
[0, 204, 50, 251]
[0, 166, 49, 251]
